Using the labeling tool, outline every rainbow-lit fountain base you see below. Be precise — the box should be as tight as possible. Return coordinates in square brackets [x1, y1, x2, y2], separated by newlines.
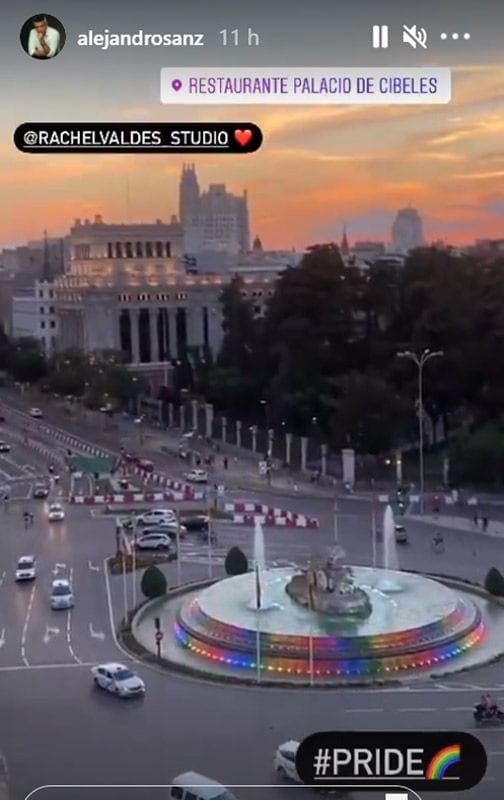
[174, 567, 484, 679]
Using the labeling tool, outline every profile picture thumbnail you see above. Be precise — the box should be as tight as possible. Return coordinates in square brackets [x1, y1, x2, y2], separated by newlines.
[20, 13, 66, 59]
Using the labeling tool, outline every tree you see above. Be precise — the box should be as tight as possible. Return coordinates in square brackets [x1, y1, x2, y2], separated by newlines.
[224, 546, 248, 576]
[141, 565, 167, 599]
[485, 567, 504, 597]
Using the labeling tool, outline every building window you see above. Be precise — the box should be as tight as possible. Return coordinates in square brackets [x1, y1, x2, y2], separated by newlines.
[40, 306, 45, 313]
[49, 306, 55, 313]
[49, 290, 54, 299]
[40, 321, 45, 329]
[50, 321, 56, 328]
[39, 290, 44, 299]
[116, 242, 123, 257]
[254, 305, 261, 315]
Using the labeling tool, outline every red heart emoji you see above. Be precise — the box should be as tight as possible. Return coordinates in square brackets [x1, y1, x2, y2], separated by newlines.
[234, 129, 252, 147]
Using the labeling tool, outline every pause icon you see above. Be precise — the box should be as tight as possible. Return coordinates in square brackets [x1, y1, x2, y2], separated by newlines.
[372, 24, 389, 48]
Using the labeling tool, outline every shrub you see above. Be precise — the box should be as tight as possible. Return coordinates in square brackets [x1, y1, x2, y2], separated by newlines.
[485, 567, 504, 597]
[224, 546, 248, 576]
[141, 564, 167, 599]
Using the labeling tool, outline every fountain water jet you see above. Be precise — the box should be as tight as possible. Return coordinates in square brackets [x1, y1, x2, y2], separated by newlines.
[377, 504, 403, 592]
[248, 518, 279, 611]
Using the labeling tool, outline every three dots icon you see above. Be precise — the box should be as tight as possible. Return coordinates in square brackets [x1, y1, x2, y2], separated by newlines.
[440, 32, 471, 41]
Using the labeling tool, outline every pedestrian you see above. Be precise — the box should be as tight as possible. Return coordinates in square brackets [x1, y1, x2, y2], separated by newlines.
[482, 516, 488, 532]
[195, 456, 201, 467]
[223, 456, 228, 470]
[29, 512, 35, 526]
[473, 513, 479, 527]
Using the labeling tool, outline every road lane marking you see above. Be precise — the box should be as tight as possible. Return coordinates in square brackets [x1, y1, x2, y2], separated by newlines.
[52, 563, 67, 575]
[66, 567, 82, 664]
[0, 570, 5, 587]
[21, 584, 36, 666]
[397, 708, 436, 712]
[345, 708, 384, 713]
[88, 561, 101, 572]
[0, 662, 97, 672]
[0, 628, 5, 648]
[43, 625, 60, 644]
[89, 623, 105, 640]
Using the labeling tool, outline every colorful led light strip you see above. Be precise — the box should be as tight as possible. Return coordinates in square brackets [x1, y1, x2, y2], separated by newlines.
[173, 619, 485, 677]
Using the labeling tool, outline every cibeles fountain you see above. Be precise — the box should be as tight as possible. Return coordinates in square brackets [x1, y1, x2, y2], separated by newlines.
[134, 505, 504, 684]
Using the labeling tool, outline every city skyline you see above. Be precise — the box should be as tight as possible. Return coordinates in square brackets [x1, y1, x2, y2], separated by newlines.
[2, 2, 503, 250]
[3, 63, 503, 252]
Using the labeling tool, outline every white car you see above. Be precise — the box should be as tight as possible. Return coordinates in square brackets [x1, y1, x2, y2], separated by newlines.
[92, 663, 145, 697]
[184, 468, 209, 484]
[0, 441, 11, 453]
[48, 503, 65, 522]
[142, 521, 187, 538]
[29, 408, 43, 418]
[136, 533, 173, 551]
[15, 555, 36, 582]
[50, 578, 74, 609]
[273, 741, 301, 782]
[136, 508, 176, 526]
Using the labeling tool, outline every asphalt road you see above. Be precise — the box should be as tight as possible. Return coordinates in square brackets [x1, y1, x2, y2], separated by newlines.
[1, 404, 504, 800]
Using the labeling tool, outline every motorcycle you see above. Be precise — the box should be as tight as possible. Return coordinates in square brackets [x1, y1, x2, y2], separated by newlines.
[474, 705, 504, 726]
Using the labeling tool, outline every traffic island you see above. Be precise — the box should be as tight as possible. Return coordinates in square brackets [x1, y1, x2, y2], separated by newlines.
[126, 571, 504, 687]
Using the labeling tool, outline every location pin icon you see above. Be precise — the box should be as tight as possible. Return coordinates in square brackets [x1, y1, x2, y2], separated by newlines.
[172, 79, 182, 92]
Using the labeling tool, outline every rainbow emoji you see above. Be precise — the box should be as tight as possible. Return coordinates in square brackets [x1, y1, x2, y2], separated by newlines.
[426, 744, 461, 780]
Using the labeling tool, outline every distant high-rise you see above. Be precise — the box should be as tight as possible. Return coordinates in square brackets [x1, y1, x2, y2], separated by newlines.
[179, 164, 250, 256]
[391, 207, 424, 253]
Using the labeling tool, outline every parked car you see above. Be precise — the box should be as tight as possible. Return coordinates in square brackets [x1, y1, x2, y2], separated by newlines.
[184, 468, 209, 484]
[48, 502, 65, 522]
[136, 508, 176, 526]
[181, 513, 210, 532]
[32, 483, 49, 499]
[50, 578, 74, 609]
[135, 533, 172, 551]
[29, 408, 43, 418]
[15, 555, 36, 582]
[273, 740, 301, 782]
[91, 663, 145, 697]
[0, 441, 11, 453]
[141, 522, 187, 539]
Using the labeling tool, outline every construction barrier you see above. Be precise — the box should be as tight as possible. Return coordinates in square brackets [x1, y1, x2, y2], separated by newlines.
[231, 513, 319, 529]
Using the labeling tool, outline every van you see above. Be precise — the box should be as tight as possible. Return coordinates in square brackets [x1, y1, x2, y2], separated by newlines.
[169, 772, 238, 800]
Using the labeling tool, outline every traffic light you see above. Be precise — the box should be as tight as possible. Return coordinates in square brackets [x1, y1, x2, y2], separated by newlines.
[155, 617, 161, 631]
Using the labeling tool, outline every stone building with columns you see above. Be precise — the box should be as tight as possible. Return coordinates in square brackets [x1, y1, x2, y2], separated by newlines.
[53, 216, 276, 372]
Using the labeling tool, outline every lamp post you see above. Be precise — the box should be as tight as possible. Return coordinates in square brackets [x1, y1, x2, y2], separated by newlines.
[397, 348, 443, 514]
[259, 399, 269, 456]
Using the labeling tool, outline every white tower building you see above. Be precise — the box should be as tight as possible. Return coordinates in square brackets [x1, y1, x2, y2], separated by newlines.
[179, 165, 250, 256]
[391, 207, 424, 253]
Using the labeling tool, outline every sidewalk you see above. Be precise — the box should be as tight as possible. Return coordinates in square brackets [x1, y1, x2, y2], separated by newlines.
[407, 513, 504, 538]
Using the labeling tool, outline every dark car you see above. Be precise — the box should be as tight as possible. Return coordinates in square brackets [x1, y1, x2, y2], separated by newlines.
[181, 513, 209, 532]
[0, 441, 11, 453]
[32, 483, 49, 499]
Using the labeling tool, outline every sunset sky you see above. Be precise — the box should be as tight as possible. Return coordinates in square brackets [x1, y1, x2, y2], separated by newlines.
[1, 0, 503, 250]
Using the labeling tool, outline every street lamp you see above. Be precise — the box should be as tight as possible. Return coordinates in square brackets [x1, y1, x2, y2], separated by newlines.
[397, 348, 443, 513]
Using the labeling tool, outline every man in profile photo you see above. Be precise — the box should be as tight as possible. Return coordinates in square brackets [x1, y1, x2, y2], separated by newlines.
[28, 14, 60, 58]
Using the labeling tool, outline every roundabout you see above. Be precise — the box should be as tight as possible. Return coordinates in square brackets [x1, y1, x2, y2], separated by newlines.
[132, 511, 504, 686]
